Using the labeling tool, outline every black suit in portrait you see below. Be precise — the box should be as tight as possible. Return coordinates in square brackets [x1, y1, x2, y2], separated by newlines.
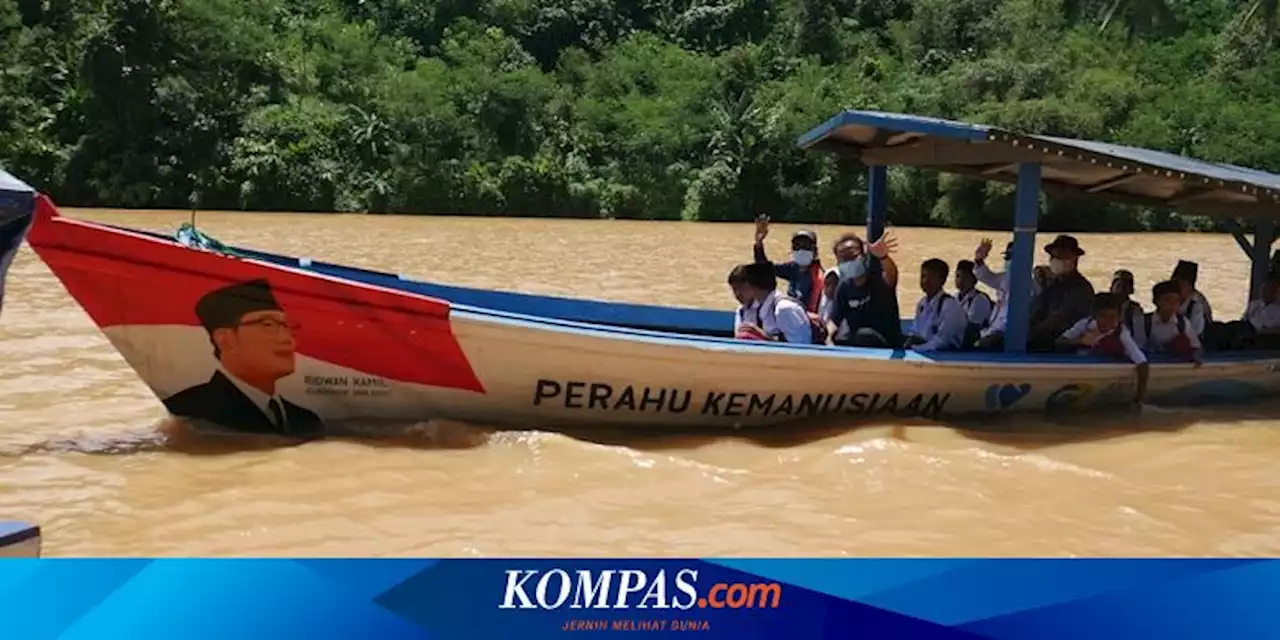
[163, 371, 325, 438]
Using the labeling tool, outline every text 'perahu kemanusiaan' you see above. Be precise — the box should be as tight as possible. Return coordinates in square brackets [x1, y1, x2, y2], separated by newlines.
[531, 379, 950, 420]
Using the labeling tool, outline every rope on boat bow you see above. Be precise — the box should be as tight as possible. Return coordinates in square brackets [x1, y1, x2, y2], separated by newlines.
[174, 183, 240, 257]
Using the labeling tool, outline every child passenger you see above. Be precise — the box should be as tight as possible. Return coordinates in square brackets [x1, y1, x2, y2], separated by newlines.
[1056, 293, 1150, 406]
[1144, 280, 1203, 366]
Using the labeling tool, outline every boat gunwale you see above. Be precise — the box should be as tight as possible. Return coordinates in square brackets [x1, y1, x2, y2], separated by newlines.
[33, 212, 1280, 370]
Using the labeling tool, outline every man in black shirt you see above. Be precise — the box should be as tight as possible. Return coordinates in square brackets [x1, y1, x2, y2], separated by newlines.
[1029, 235, 1096, 351]
[826, 233, 903, 348]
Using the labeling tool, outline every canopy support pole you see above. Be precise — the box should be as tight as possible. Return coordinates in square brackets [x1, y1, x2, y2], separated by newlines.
[1249, 219, 1275, 301]
[866, 166, 887, 242]
[1003, 163, 1041, 354]
[1224, 220, 1253, 257]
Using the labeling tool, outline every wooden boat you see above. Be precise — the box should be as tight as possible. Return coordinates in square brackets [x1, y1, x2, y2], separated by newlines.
[6, 110, 1280, 435]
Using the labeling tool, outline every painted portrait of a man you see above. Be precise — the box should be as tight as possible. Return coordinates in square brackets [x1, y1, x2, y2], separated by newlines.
[163, 278, 324, 437]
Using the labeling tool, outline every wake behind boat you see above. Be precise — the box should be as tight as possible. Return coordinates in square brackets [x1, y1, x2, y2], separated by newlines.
[6, 110, 1280, 436]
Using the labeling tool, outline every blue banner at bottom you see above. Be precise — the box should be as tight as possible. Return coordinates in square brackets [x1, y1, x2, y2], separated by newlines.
[0, 559, 1276, 639]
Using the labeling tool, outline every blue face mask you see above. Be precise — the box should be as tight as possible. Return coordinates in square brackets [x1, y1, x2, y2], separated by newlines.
[838, 257, 868, 281]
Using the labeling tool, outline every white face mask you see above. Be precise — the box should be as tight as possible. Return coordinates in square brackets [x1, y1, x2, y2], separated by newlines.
[1049, 258, 1071, 276]
[792, 250, 815, 267]
[838, 257, 868, 281]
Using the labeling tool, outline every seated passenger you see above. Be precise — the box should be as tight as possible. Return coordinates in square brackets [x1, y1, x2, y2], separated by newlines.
[1110, 270, 1146, 343]
[826, 234, 902, 348]
[1144, 280, 1202, 365]
[1030, 235, 1095, 351]
[752, 215, 824, 313]
[1242, 275, 1280, 350]
[954, 259, 993, 347]
[904, 259, 968, 352]
[1171, 260, 1213, 338]
[819, 267, 849, 343]
[728, 262, 825, 345]
[1057, 293, 1149, 406]
[972, 239, 1041, 350]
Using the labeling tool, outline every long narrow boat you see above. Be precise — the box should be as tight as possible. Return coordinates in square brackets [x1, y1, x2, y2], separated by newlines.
[6, 110, 1280, 436]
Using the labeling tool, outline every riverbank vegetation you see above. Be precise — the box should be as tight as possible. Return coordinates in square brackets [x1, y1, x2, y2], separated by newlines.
[3, 0, 1279, 230]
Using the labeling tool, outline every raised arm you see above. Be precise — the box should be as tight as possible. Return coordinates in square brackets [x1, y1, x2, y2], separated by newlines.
[867, 230, 900, 289]
[752, 214, 770, 263]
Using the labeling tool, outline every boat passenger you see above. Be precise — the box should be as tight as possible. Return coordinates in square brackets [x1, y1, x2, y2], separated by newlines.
[1029, 235, 1095, 351]
[971, 239, 1040, 350]
[728, 262, 824, 345]
[1241, 274, 1280, 350]
[819, 267, 850, 343]
[826, 233, 903, 348]
[1171, 260, 1213, 338]
[954, 259, 993, 347]
[752, 215, 824, 313]
[1056, 293, 1150, 405]
[1141, 280, 1202, 364]
[1033, 264, 1053, 293]
[904, 259, 968, 352]
[1110, 269, 1146, 343]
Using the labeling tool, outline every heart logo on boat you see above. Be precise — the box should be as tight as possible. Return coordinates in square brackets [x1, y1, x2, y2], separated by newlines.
[985, 383, 1032, 410]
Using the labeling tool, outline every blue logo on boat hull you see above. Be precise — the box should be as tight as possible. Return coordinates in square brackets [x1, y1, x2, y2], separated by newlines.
[985, 383, 1031, 410]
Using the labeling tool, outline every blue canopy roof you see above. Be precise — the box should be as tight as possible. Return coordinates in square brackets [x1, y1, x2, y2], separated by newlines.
[796, 110, 1280, 220]
[0, 167, 34, 217]
[0, 167, 33, 195]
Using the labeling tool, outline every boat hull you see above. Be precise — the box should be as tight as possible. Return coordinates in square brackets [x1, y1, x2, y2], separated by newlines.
[25, 198, 1280, 433]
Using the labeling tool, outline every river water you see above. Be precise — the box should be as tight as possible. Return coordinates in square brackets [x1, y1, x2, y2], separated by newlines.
[2, 209, 1279, 557]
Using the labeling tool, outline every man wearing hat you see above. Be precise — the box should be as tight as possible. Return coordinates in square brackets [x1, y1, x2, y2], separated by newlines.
[1171, 260, 1213, 339]
[1029, 234, 1095, 350]
[753, 215, 825, 314]
[163, 278, 324, 437]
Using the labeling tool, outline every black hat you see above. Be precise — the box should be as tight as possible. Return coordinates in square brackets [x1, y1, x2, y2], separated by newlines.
[1044, 235, 1085, 256]
[194, 279, 283, 333]
[1112, 269, 1134, 283]
[1002, 241, 1014, 258]
[1172, 260, 1198, 286]
[792, 230, 818, 243]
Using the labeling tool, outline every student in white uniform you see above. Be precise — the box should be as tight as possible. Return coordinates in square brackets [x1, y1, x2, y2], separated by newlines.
[728, 262, 819, 345]
[903, 258, 968, 352]
[1243, 275, 1280, 350]
[1172, 260, 1213, 338]
[1110, 270, 1146, 344]
[818, 267, 849, 342]
[954, 260, 993, 347]
[1056, 293, 1149, 406]
[1144, 280, 1202, 365]
[971, 239, 1042, 349]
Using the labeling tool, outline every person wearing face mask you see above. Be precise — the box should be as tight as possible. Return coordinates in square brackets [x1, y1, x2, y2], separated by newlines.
[1029, 234, 1096, 351]
[971, 238, 1042, 351]
[825, 232, 903, 348]
[752, 215, 824, 314]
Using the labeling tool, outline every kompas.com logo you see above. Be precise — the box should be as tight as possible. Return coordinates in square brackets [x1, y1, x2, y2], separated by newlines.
[498, 568, 782, 610]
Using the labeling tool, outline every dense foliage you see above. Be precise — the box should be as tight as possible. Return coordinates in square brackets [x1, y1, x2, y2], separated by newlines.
[3, 0, 1280, 230]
